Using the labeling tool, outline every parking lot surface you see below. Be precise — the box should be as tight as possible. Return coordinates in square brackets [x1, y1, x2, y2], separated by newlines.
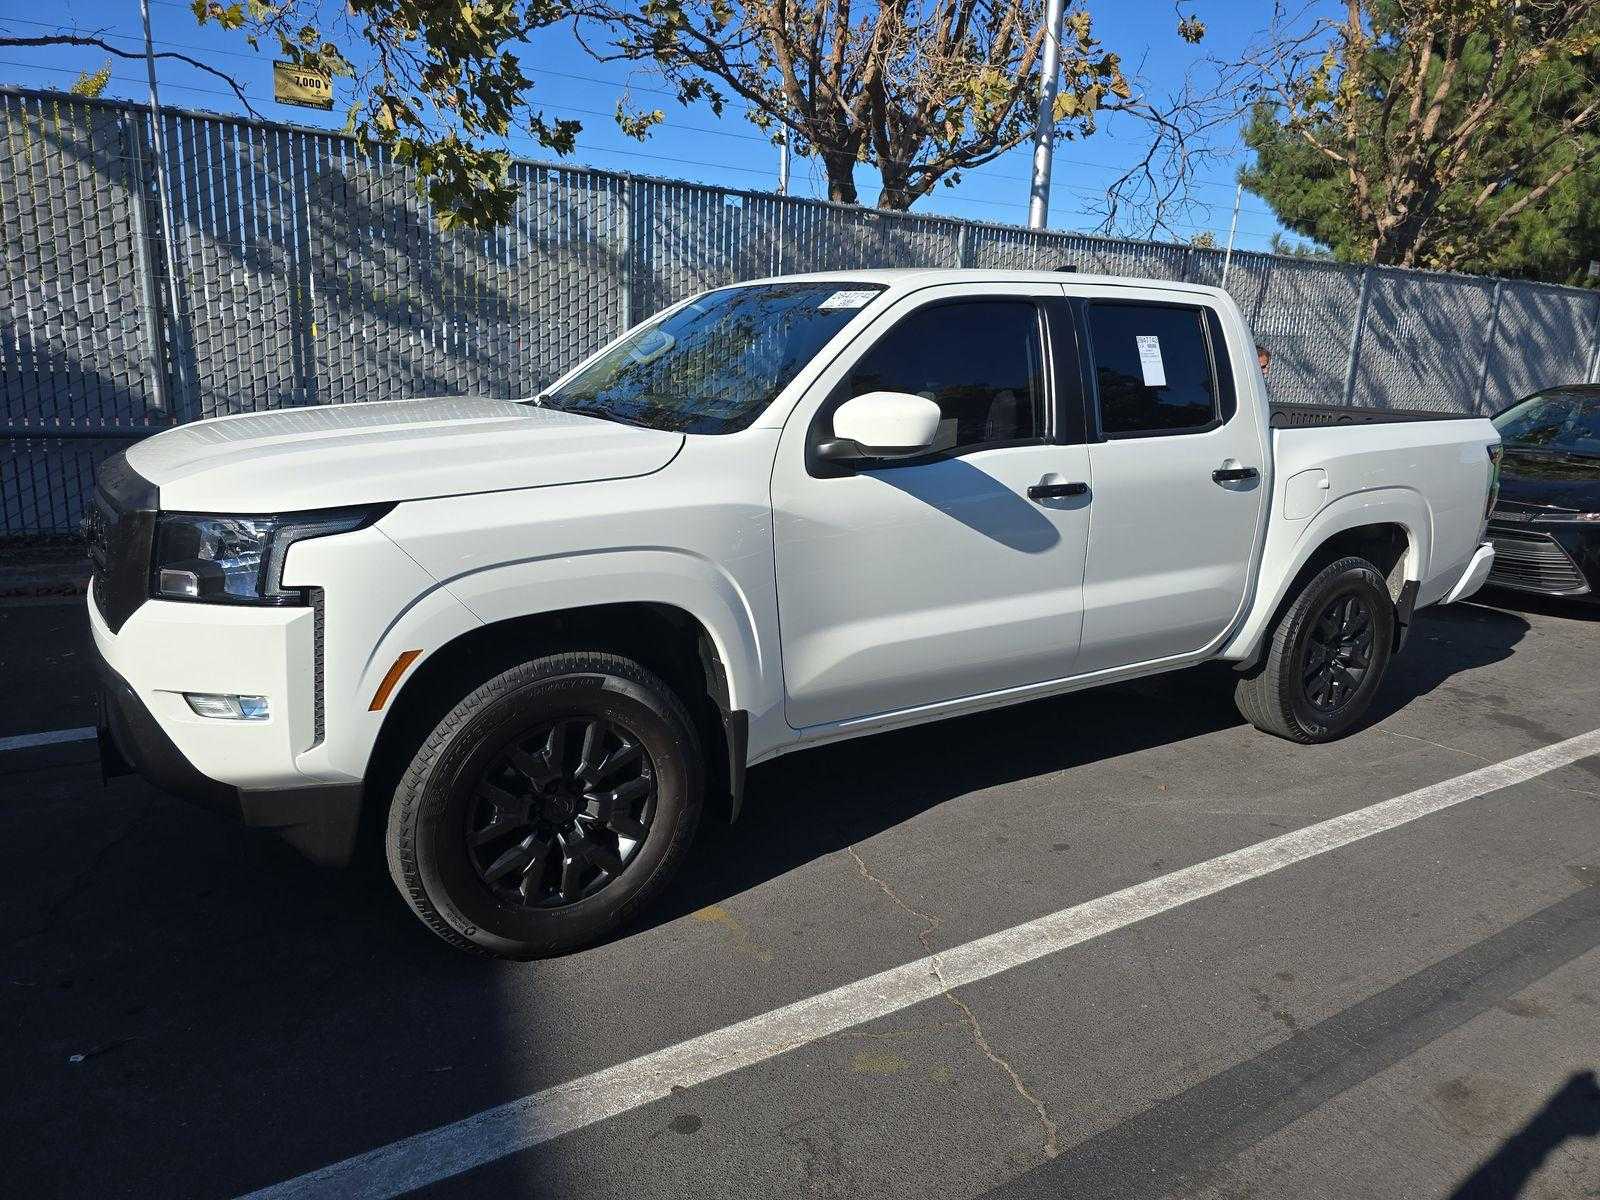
[2, 590, 1598, 1200]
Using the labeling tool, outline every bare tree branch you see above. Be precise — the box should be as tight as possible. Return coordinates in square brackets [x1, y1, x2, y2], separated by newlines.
[0, 31, 258, 114]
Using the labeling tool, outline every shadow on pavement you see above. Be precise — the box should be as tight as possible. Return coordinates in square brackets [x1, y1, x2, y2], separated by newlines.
[642, 602, 1531, 935]
[1366, 602, 1530, 725]
[1448, 1070, 1600, 1199]
[1474, 585, 1600, 624]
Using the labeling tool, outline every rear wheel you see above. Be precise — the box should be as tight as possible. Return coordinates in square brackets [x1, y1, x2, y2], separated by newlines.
[1235, 555, 1396, 744]
[385, 652, 703, 958]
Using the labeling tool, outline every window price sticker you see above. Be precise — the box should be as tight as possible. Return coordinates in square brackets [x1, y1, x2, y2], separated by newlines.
[1136, 335, 1167, 387]
[818, 290, 878, 310]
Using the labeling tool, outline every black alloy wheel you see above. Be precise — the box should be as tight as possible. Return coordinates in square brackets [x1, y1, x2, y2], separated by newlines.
[386, 651, 704, 959]
[1233, 554, 1396, 744]
[1301, 591, 1375, 714]
[466, 716, 656, 908]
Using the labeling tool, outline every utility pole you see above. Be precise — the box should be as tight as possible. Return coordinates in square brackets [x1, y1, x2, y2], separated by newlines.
[1026, 0, 1066, 229]
[778, 124, 790, 196]
[140, 0, 192, 417]
[1220, 180, 1243, 288]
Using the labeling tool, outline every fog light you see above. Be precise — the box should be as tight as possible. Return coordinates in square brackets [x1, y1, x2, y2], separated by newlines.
[184, 693, 270, 720]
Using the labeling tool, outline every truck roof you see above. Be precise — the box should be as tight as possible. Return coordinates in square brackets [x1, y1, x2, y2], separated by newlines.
[744, 267, 1231, 300]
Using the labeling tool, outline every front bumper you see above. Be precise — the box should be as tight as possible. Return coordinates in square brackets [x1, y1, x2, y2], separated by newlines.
[91, 591, 363, 865]
[1485, 518, 1599, 600]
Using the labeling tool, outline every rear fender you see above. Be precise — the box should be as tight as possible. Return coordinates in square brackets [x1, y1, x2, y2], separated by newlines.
[1222, 487, 1430, 665]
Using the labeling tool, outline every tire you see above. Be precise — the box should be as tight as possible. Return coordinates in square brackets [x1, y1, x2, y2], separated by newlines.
[385, 651, 704, 958]
[1234, 555, 1396, 744]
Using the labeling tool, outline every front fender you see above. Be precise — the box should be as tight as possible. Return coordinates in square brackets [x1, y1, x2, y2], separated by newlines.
[325, 546, 780, 783]
[1221, 486, 1431, 664]
[433, 547, 772, 718]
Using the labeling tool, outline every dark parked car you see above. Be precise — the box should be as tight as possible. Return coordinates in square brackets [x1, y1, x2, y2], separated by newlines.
[1486, 384, 1600, 602]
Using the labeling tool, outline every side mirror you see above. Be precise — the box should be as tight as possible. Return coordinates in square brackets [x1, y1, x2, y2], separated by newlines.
[816, 391, 941, 465]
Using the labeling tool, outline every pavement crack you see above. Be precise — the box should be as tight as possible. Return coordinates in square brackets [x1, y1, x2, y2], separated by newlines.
[1373, 725, 1600, 801]
[845, 844, 1059, 1160]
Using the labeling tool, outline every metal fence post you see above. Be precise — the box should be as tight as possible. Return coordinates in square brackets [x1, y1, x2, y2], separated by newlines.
[618, 173, 634, 335]
[776, 193, 787, 277]
[955, 223, 969, 269]
[1587, 292, 1600, 384]
[124, 110, 170, 416]
[1474, 279, 1503, 414]
[1342, 266, 1374, 406]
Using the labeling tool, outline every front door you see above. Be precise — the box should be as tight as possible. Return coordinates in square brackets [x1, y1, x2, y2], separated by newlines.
[772, 285, 1093, 730]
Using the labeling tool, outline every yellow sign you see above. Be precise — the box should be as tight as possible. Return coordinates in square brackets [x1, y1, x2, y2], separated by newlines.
[273, 62, 333, 111]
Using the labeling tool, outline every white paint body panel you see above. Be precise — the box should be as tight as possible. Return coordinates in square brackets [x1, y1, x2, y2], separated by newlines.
[770, 279, 1093, 730]
[125, 396, 684, 512]
[92, 269, 1499, 795]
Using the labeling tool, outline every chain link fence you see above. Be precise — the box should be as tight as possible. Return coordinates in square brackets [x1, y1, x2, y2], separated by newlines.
[5, 85, 1599, 539]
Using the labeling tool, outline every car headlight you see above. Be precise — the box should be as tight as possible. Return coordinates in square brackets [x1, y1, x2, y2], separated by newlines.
[151, 506, 389, 604]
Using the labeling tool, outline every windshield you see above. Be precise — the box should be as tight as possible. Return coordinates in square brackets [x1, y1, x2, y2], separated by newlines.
[541, 282, 886, 434]
[1494, 390, 1600, 456]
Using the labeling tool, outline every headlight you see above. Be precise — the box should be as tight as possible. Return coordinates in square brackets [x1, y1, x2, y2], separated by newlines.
[151, 506, 389, 604]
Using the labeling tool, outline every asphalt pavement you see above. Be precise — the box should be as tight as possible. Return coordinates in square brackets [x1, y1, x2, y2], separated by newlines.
[2, 589, 1598, 1200]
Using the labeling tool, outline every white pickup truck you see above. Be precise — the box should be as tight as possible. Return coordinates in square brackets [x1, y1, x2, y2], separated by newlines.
[86, 269, 1501, 957]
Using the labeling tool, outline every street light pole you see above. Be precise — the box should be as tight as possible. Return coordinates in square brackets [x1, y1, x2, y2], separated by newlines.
[778, 124, 790, 196]
[140, 0, 191, 418]
[1027, 0, 1066, 229]
[1221, 180, 1243, 288]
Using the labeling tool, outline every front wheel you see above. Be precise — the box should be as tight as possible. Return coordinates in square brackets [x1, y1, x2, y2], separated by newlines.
[385, 652, 704, 958]
[1234, 556, 1396, 744]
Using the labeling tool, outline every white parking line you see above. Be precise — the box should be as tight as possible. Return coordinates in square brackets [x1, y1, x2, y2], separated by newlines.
[0, 726, 96, 753]
[239, 727, 1600, 1200]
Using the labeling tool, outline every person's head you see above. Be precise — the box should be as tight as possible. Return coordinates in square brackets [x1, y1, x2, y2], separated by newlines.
[1256, 344, 1272, 374]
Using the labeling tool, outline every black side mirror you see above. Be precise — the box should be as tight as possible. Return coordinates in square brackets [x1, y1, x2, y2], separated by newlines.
[814, 438, 872, 467]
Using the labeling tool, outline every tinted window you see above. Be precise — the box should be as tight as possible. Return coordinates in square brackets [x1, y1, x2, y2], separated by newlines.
[1088, 304, 1218, 435]
[545, 282, 884, 434]
[838, 301, 1044, 453]
[1494, 390, 1600, 455]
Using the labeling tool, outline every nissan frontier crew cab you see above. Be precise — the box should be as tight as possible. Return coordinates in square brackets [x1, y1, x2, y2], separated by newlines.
[87, 270, 1502, 958]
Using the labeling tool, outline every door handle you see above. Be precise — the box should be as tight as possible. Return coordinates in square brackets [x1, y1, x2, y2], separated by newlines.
[1027, 480, 1089, 501]
[1212, 466, 1259, 483]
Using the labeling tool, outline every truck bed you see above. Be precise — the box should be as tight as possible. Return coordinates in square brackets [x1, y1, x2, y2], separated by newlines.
[1269, 403, 1485, 429]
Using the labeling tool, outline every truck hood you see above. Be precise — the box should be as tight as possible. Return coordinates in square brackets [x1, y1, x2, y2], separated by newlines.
[125, 397, 685, 512]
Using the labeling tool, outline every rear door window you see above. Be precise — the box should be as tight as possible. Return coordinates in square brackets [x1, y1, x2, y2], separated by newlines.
[1087, 303, 1219, 436]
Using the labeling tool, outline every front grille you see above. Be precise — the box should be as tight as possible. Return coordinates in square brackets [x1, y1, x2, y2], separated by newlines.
[1487, 527, 1590, 596]
[84, 452, 159, 633]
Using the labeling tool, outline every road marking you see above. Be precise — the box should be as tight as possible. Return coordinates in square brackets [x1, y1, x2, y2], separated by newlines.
[0, 726, 96, 753]
[239, 728, 1600, 1200]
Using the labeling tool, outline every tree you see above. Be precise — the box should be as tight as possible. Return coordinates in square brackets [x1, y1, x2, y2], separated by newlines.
[69, 60, 114, 99]
[1268, 231, 1332, 259]
[573, 0, 1135, 210]
[1238, 0, 1600, 280]
[2, 3, 584, 230]
[190, 0, 584, 229]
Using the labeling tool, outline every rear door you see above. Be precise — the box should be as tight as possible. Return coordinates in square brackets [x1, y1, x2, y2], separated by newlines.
[1076, 297, 1268, 673]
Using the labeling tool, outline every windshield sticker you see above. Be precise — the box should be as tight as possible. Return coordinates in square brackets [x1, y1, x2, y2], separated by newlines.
[818, 289, 878, 310]
[1136, 335, 1167, 388]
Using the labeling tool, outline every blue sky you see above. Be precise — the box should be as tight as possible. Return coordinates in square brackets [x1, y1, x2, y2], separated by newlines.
[1, 0, 1303, 251]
